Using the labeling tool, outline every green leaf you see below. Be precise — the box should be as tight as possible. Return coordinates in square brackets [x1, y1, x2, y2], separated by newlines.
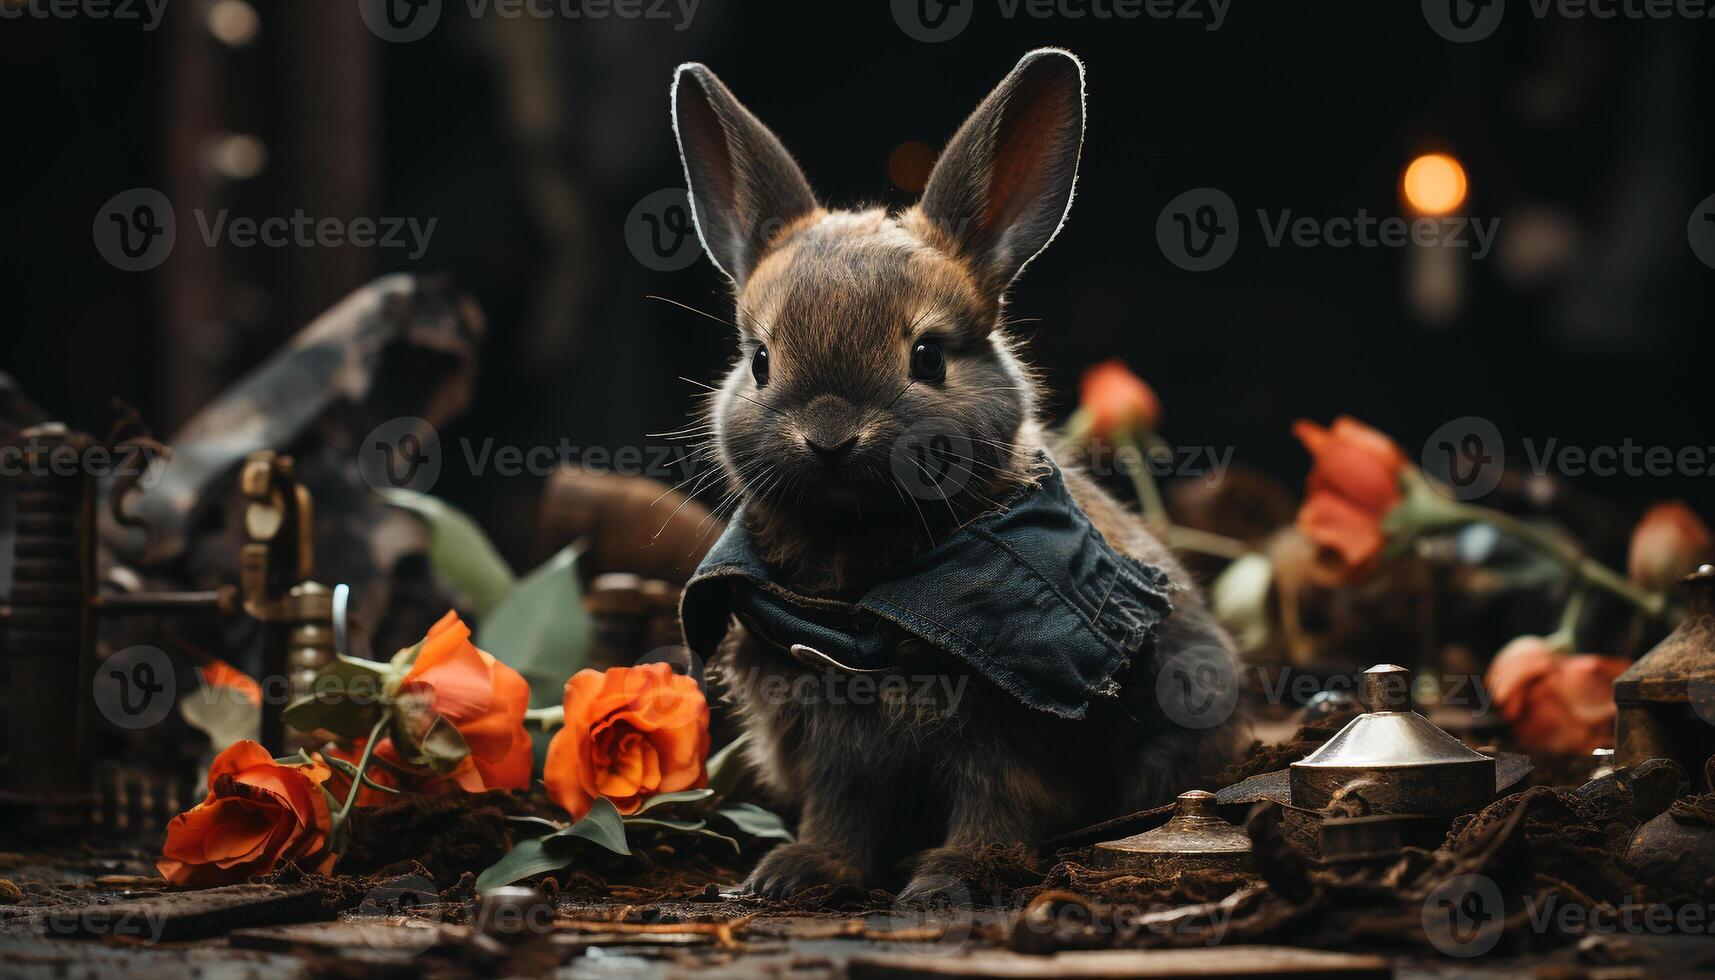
[281, 693, 384, 740]
[712, 803, 794, 842]
[550, 797, 631, 856]
[475, 835, 576, 891]
[506, 815, 568, 834]
[380, 490, 516, 617]
[635, 788, 714, 814]
[679, 827, 742, 854]
[705, 733, 751, 800]
[623, 817, 707, 832]
[474, 545, 594, 709]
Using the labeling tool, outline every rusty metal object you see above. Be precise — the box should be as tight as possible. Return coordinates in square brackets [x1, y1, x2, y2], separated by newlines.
[1626, 796, 1715, 898]
[1289, 665, 1496, 816]
[585, 573, 650, 670]
[1088, 790, 1255, 876]
[1614, 564, 1715, 789]
[641, 579, 684, 654]
[237, 451, 323, 752]
[282, 582, 336, 751]
[538, 468, 721, 584]
[0, 424, 98, 832]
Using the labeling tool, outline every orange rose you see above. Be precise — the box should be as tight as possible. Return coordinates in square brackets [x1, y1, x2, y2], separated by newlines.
[1628, 502, 1712, 591]
[1080, 360, 1162, 438]
[1293, 417, 1408, 579]
[1486, 635, 1628, 756]
[544, 664, 709, 818]
[393, 610, 533, 793]
[158, 741, 335, 886]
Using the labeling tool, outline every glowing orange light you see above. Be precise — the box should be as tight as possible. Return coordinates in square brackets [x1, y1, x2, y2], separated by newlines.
[1401, 153, 1468, 216]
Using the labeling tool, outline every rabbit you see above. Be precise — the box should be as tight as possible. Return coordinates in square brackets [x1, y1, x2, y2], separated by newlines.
[669, 48, 1243, 902]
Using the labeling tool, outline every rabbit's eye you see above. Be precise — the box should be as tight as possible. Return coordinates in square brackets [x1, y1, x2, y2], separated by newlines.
[910, 339, 945, 382]
[751, 344, 770, 387]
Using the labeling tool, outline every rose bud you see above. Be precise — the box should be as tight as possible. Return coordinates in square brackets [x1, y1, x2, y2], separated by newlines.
[1080, 359, 1163, 438]
[157, 741, 336, 886]
[1627, 501, 1713, 592]
[544, 663, 710, 819]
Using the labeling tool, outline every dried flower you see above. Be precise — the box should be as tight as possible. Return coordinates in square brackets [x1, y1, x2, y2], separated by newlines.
[544, 664, 709, 819]
[1628, 502, 1712, 591]
[158, 741, 335, 886]
[1292, 416, 1408, 580]
[1486, 635, 1628, 757]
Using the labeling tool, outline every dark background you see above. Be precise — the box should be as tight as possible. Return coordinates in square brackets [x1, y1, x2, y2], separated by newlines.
[4, 0, 1712, 566]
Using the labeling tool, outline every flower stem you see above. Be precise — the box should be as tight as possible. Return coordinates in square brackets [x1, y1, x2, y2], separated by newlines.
[334, 712, 390, 833]
[1547, 586, 1587, 652]
[1165, 525, 1253, 561]
[1121, 431, 1170, 532]
[1454, 502, 1667, 618]
[524, 705, 565, 730]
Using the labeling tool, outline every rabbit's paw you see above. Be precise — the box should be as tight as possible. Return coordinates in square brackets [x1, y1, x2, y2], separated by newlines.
[742, 842, 866, 899]
[898, 847, 984, 906]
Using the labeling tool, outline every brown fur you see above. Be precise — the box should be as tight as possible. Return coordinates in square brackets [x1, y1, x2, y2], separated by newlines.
[671, 50, 1242, 900]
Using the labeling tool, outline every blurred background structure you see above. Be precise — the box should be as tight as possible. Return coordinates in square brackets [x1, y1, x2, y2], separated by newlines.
[3, 0, 1713, 567]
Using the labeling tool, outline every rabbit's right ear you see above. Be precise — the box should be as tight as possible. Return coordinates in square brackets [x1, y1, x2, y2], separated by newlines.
[672, 64, 820, 288]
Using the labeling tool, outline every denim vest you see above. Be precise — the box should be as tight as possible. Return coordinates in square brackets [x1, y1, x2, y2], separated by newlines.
[680, 460, 1174, 720]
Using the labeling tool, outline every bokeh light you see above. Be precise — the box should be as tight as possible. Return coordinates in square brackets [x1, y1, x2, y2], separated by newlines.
[1401, 152, 1468, 216]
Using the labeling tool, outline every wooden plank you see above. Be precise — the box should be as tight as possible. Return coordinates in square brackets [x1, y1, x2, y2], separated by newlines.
[847, 946, 1391, 979]
[39, 883, 327, 942]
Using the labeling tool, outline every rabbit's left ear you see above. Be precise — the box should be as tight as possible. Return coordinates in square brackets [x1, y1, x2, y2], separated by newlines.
[672, 63, 820, 288]
[918, 48, 1086, 291]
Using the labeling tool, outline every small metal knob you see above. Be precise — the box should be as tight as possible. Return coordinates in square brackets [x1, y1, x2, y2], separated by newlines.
[1361, 664, 1412, 712]
[1176, 789, 1218, 817]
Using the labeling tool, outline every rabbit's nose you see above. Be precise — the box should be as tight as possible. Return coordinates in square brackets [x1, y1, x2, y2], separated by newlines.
[805, 433, 859, 463]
